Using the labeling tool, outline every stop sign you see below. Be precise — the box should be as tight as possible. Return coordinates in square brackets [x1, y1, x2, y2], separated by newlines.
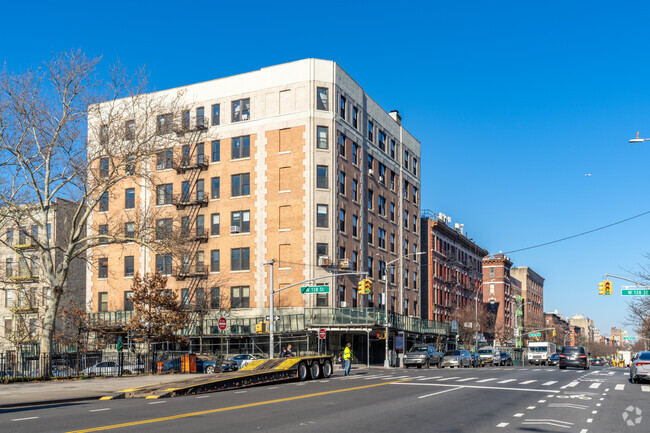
[319, 328, 326, 339]
[218, 317, 227, 331]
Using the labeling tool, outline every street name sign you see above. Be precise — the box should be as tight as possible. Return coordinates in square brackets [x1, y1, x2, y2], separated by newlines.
[622, 289, 650, 296]
[623, 336, 636, 340]
[265, 315, 280, 321]
[528, 332, 541, 337]
[300, 285, 330, 294]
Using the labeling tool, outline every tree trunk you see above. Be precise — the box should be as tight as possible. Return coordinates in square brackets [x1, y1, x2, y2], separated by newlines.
[39, 287, 63, 376]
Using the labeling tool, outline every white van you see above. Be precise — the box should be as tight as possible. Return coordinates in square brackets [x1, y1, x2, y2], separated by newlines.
[527, 342, 556, 366]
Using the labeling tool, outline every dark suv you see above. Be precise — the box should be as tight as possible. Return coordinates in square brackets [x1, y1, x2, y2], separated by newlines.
[559, 346, 589, 370]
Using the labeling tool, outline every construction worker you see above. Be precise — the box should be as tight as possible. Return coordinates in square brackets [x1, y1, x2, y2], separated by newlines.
[343, 342, 353, 376]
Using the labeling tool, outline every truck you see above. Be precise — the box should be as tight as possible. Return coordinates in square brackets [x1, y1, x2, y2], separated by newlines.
[617, 350, 632, 367]
[526, 342, 556, 366]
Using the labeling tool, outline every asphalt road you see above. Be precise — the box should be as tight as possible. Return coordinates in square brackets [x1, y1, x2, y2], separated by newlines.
[0, 365, 646, 433]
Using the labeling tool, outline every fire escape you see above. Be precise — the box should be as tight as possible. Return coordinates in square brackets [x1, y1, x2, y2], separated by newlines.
[171, 111, 209, 330]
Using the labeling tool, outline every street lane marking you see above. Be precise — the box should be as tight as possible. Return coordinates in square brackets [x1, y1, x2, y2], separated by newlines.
[538, 400, 546, 403]
[148, 401, 166, 405]
[195, 396, 210, 399]
[418, 387, 462, 399]
[477, 378, 496, 383]
[89, 409, 111, 412]
[417, 376, 442, 380]
[615, 384, 625, 391]
[457, 377, 478, 382]
[513, 413, 524, 417]
[391, 382, 560, 393]
[527, 406, 536, 409]
[543, 381, 557, 386]
[522, 419, 572, 429]
[64, 379, 412, 433]
[549, 403, 587, 409]
[587, 418, 593, 423]
[11, 417, 39, 421]
[520, 380, 537, 385]
[596, 403, 601, 407]
[234, 391, 247, 393]
[592, 410, 597, 414]
[604, 388, 609, 391]
[580, 430, 588, 433]
[642, 385, 650, 392]
[498, 379, 516, 384]
[561, 381, 579, 389]
[496, 423, 509, 427]
[437, 376, 460, 381]
[589, 383, 601, 389]
[268, 387, 278, 389]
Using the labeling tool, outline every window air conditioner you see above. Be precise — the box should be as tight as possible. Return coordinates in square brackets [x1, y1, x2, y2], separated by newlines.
[379, 175, 384, 182]
[339, 258, 351, 269]
[230, 226, 240, 233]
[318, 256, 330, 266]
[368, 168, 374, 176]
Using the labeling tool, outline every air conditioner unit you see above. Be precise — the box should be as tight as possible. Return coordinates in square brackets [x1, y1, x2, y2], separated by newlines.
[379, 175, 384, 182]
[368, 168, 374, 176]
[339, 258, 351, 269]
[230, 226, 240, 233]
[318, 256, 330, 266]
[341, 301, 349, 308]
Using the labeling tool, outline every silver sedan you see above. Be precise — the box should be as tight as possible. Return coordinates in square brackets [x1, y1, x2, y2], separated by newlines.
[440, 350, 472, 368]
[630, 351, 650, 383]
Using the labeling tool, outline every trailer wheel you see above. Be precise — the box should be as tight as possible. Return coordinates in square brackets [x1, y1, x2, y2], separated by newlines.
[310, 362, 321, 380]
[298, 362, 308, 381]
[322, 360, 333, 378]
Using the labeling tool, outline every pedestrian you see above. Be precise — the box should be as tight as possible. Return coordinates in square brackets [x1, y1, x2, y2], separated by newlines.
[343, 342, 353, 376]
[338, 351, 344, 370]
[281, 348, 288, 358]
[286, 344, 294, 357]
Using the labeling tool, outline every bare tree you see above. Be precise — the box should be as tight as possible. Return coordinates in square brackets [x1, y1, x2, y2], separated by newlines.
[0, 50, 185, 371]
[624, 256, 650, 344]
[450, 302, 491, 348]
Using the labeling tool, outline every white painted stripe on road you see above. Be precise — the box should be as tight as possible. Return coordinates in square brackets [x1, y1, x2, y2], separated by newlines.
[89, 408, 111, 412]
[11, 417, 38, 421]
[642, 385, 650, 392]
[195, 395, 210, 399]
[496, 423, 509, 427]
[457, 377, 478, 382]
[538, 400, 546, 403]
[580, 430, 588, 433]
[148, 401, 166, 405]
[592, 410, 597, 414]
[437, 376, 460, 381]
[522, 419, 572, 429]
[561, 381, 579, 389]
[234, 390, 247, 393]
[513, 413, 524, 417]
[605, 388, 609, 392]
[498, 379, 516, 384]
[477, 378, 497, 383]
[409, 376, 426, 380]
[418, 387, 462, 399]
[527, 406, 536, 409]
[391, 382, 560, 393]
[417, 376, 442, 380]
[615, 384, 625, 390]
[587, 418, 593, 423]
[543, 381, 557, 386]
[520, 380, 537, 385]
[589, 383, 601, 389]
[269, 387, 278, 389]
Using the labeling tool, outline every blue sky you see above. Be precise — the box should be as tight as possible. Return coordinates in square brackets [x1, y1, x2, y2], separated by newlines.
[4, 0, 650, 336]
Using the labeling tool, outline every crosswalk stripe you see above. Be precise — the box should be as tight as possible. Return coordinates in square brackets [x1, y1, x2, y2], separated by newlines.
[437, 376, 460, 381]
[409, 376, 426, 380]
[615, 384, 625, 391]
[520, 380, 537, 385]
[417, 376, 441, 381]
[542, 381, 557, 386]
[498, 379, 516, 384]
[589, 383, 602, 389]
[641, 385, 650, 392]
[477, 378, 497, 383]
[457, 377, 478, 382]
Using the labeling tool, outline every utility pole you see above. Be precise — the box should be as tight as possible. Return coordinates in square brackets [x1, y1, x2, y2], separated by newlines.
[263, 259, 275, 359]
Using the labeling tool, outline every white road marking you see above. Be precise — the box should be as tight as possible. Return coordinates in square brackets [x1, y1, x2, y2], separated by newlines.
[498, 379, 516, 384]
[269, 387, 278, 389]
[596, 403, 601, 407]
[319, 380, 329, 383]
[417, 376, 441, 381]
[391, 382, 559, 393]
[437, 376, 460, 381]
[538, 400, 546, 403]
[543, 381, 557, 386]
[477, 378, 497, 383]
[11, 417, 39, 421]
[580, 430, 588, 433]
[604, 388, 609, 391]
[496, 423, 509, 427]
[522, 419, 573, 429]
[148, 401, 166, 405]
[599, 397, 604, 401]
[520, 380, 537, 385]
[418, 387, 462, 399]
[457, 377, 478, 382]
[561, 381, 579, 389]
[587, 418, 593, 423]
[642, 385, 650, 392]
[513, 413, 524, 417]
[589, 383, 601, 389]
[89, 408, 111, 412]
[547, 394, 555, 398]
[196, 395, 210, 399]
[235, 390, 247, 393]
[615, 384, 624, 391]
[592, 410, 597, 414]
[527, 406, 536, 409]
[549, 403, 587, 409]
[409, 376, 426, 380]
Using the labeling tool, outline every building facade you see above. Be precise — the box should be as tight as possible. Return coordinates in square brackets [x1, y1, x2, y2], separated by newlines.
[510, 266, 544, 329]
[87, 59, 422, 328]
[569, 314, 595, 343]
[482, 253, 521, 345]
[420, 211, 488, 323]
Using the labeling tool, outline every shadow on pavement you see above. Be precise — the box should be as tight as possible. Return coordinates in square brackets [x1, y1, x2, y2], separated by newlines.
[0, 401, 84, 415]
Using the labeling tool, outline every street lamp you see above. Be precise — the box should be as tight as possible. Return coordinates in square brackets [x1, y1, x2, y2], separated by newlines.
[379, 251, 425, 367]
[629, 131, 650, 143]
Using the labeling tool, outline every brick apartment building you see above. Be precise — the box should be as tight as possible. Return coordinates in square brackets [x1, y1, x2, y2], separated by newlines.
[510, 266, 544, 329]
[86, 59, 422, 343]
[420, 211, 488, 324]
[482, 253, 521, 345]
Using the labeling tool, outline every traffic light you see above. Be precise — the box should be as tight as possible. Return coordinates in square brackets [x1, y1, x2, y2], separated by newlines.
[358, 279, 373, 294]
[604, 280, 613, 295]
[598, 281, 606, 295]
[365, 279, 373, 295]
[376, 331, 386, 339]
[552, 330, 556, 337]
[358, 279, 365, 294]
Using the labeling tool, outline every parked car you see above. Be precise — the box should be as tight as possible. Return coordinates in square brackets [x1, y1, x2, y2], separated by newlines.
[630, 351, 650, 383]
[82, 360, 144, 376]
[548, 353, 560, 366]
[221, 359, 238, 372]
[469, 352, 483, 367]
[230, 354, 265, 369]
[592, 358, 604, 367]
[160, 355, 220, 374]
[403, 344, 443, 368]
[559, 346, 589, 370]
[440, 350, 472, 368]
[477, 347, 500, 366]
[499, 352, 513, 366]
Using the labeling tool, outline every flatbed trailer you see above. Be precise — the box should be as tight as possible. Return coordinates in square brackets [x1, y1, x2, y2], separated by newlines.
[100, 355, 334, 400]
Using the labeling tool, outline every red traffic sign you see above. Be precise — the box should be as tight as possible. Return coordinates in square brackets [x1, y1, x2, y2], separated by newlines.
[218, 317, 227, 331]
[318, 328, 326, 339]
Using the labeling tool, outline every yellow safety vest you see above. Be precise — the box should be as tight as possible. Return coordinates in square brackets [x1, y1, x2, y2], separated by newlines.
[343, 347, 352, 360]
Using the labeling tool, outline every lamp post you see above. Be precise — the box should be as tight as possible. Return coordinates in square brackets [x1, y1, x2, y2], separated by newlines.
[381, 251, 425, 367]
[263, 259, 275, 359]
[514, 300, 534, 348]
[629, 131, 650, 143]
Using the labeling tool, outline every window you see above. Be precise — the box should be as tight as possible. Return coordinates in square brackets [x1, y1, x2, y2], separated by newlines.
[123, 291, 134, 311]
[368, 257, 373, 275]
[390, 140, 396, 159]
[231, 135, 250, 159]
[196, 143, 205, 165]
[404, 239, 408, 255]
[412, 158, 418, 176]
[317, 204, 328, 228]
[404, 210, 409, 228]
[317, 126, 328, 149]
[339, 172, 345, 195]
[352, 215, 358, 237]
[19, 227, 26, 245]
[100, 125, 108, 145]
[368, 154, 374, 173]
[378, 131, 386, 151]
[368, 223, 373, 244]
[211, 213, 220, 236]
[125, 222, 135, 239]
[339, 209, 345, 232]
[231, 98, 250, 122]
[390, 171, 396, 191]
[231, 210, 250, 233]
[231, 286, 250, 308]
[196, 215, 205, 237]
[4, 318, 12, 336]
[404, 269, 409, 287]
[125, 154, 136, 175]
[317, 165, 328, 189]
[413, 187, 418, 204]
[195, 251, 205, 273]
[352, 179, 358, 201]
[339, 134, 345, 157]
[156, 218, 172, 240]
[156, 149, 173, 170]
[390, 267, 395, 284]
[390, 203, 395, 222]
[352, 251, 358, 271]
[368, 121, 374, 142]
[390, 233, 396, 253]
[125, 120, 135, 140]
[378, 228, 386, 249]
[181, 110, 190, 130]
[125, 188, 135, 209]
[352, 106, 358, 129]
[212, 140, 220, 162]
[210, 287, 220, 309]
[404, 150, 409, 169]
[99, 157, 109, 178]
[211, 177, 220, 199]
[379, 261, 386, 280]
[156, 254, 172, 275]
[5, 290, 14, 308]
[98, 224, 109, 244]
[231, 173, 250, 197]
[368, 189, 373, 210]
[98, 292, 108, 312]
[196, 179, 205, 201]
[412, 215, 417, 232]
[316, 291, 328, 307]
[378, 196, 386, 216]
[99, 192, 109, 212]
[490, 268, 494, 277]
[212, 104, 220, 126]
[124, 256, 134, 277]
[317, 87, 328, 110]
[340, 95, 346, 119]
[196, 106, 205, 128]
[211, 250, 220, 272]
[6, 229, 13, 246]
[352, 143, 359, 165]
[156, 184, 173, 205]
[98, 258, 108, 279]
[231, 248, 250, 271]
[317, 243, 328, 262]
[339, 285, 345, 305]
[6, 258, 13, 277]
[378, 164, 386, 184]
[156, 113, 172, 135]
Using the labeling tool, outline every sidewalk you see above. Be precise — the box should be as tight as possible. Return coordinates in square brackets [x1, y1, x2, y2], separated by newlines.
[0, 364, 374, 408]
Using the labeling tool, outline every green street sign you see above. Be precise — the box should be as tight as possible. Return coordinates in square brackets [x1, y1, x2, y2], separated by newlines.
[300, 285, 330, 294]
[623, 336, 636, 340]
[528, 332, 541, 337]
[622, 289, 650, 296]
